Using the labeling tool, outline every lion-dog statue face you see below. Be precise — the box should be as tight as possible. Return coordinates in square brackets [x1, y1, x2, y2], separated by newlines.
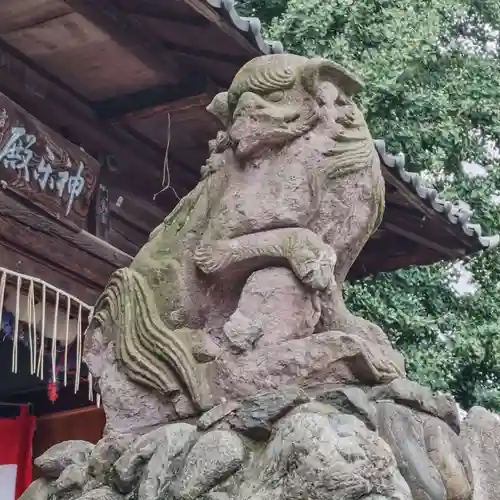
[208, 53, 367, 161]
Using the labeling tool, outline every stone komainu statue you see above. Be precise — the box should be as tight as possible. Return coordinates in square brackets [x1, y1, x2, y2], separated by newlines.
[88, 53, 401, 410]
[75, 54, 473, 500]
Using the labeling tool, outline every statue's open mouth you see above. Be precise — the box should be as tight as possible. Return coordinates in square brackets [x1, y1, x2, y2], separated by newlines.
[230, 116, 299, 160]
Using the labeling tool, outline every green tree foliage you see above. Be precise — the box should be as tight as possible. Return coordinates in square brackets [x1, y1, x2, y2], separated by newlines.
[237, 0, 500, 410]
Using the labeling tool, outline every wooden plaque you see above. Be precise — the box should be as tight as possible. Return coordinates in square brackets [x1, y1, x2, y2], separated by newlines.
[0, 94, 100, 227]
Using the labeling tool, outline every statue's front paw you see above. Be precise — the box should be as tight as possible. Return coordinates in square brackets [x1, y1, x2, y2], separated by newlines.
[291, 244, 337, 291]
[193, 241, 232, 274]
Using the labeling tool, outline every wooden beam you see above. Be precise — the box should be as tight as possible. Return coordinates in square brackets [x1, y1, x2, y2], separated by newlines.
[0, 240, 100, 304]
[381, 166, 477, 249]
[0, 191, 132, 266]
[381, 202, 467, 258]
[383, 222, 464, 258]
[109, 2, 209, 26]
[348, 248, 445, 281]
[154, 38, 254, 65]
[111, 93, 214, 123]
[93, 78, 210, 120]
[93, 184, 110, 242]
[107, 186, 167, 235]
[65, 0, 238, 78]
[116, 123, 201, 181]
[0, 191, 132, 301]
[181, 0, 262, 55]
[63, 0, 222, 121]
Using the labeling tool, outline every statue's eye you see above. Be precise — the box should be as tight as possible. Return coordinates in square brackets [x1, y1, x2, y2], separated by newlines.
[264, 91, 284, 102]
[336, 95, 350, 106]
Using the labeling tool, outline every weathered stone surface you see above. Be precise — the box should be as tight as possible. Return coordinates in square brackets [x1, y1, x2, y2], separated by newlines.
[19, 479, 50, 500]
[35, 440, 93, 479]
[236, 410, 411, 499]
[84, 332, 179, 434]
[290, 400, 341, 417]
[192, 332, 222, 363]
[78, 486, 123, 500]
[317, 386, 376, 430]
[222, 267, 320, 353]
[200, 493, 230, 500]
[376, 401, 472, 500]
[211, 331, 401, 402]
[138, 423, 198, 500]
[462, 406, 500, 499]
[83, 478, 105, 494]
[227, 388, 308, 440]
[113, 423, 197, 494]
[88, 432, 135, 479]
[54, 463, 89, 494]
[198, 401, 241, 431]
[169, 430, 245, 500]
[370, 378, 460, 434]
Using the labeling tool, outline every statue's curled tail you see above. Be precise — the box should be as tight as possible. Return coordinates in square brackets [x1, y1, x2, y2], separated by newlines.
[88, 268, 204, 408]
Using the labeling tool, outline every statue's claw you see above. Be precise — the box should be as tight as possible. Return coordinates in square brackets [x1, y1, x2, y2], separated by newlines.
[193, 241, 232, 274]
[289, 242, 337, 291]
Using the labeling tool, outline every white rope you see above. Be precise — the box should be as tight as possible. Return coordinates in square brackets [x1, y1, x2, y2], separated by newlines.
[64, 294, 70, 387]
[37, 283, 46, 379]
[75, 304, 83, 394]
[51, 291, 59, 381]
[27, 281, 35, 374]
[12, 276, 21, 373]
[0, 266, 90, 309]
[152, 113, 180, 201]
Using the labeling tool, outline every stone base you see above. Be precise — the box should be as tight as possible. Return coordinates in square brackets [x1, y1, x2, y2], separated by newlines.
[24, 381, 476, 500]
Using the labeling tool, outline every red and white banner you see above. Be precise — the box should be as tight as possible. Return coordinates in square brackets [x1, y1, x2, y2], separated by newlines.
[0, 406, 35, 500]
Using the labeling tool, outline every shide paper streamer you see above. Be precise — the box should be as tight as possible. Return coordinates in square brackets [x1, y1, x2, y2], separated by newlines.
[0, 266, 100, 406]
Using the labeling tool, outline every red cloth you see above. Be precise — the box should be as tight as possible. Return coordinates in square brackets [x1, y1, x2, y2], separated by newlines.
[0, 406, 35, 499]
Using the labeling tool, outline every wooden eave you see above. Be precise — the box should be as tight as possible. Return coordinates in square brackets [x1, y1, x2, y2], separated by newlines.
[0, 0, 496, 299]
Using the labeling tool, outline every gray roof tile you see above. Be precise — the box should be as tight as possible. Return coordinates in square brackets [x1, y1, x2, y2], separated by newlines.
[375, 140, 500, 250]
[206, 0, 284, 54]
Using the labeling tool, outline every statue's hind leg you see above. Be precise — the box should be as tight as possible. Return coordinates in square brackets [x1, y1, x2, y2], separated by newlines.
[222, 267, 321, 353]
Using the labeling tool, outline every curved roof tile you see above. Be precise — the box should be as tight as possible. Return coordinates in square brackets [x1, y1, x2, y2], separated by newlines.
[375, 140, 500, 250]
[206, 0, 284, 54]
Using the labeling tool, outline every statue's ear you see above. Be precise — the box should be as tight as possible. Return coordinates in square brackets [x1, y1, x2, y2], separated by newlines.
[207, 91, 230, 127]
[300, 58, 364, 98]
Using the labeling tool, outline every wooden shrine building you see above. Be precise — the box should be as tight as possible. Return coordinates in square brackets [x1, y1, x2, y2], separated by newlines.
[0, 0, 497, 453]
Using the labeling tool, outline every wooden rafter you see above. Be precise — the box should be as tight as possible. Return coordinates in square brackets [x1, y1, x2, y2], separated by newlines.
[63, 0, 183, 80]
